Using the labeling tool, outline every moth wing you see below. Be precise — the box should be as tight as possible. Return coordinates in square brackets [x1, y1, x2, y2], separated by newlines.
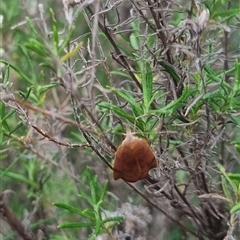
[113, 144, 141, 182]
[132, 139, 157, 180]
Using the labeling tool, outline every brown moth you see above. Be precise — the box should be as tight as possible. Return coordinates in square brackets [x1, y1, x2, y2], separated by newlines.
[113, 130, 157, 182]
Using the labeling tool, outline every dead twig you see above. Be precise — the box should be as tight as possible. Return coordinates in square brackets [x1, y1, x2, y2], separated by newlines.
[0, 192, 36, 240]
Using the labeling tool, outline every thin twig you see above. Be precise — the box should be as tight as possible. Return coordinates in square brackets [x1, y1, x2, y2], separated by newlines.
[0, 193, 35, 240]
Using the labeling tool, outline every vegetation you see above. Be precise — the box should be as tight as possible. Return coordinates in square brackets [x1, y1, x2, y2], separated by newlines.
[1, 0, 240, 239]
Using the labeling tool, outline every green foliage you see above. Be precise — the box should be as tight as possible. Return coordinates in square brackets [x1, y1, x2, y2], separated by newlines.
[53, 168, 123, 239]
[1, 0, 240, 239]
[205, 0, 240, 21]
[215, 162, 240, 214]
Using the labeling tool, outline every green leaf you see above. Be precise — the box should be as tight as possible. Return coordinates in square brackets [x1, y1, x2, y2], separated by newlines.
[130, 19, 140, 32]
[98, 102, 144, 130]
[117, 42, 133, 57]
[25, 38, 48, 57]
[53, 203, 94, 220]
[3, 64, 9, 84]
[8, 122, 23, 135]
[130, 33, 140, 50]
[212, 8, 240, 19]
[159, 60, 180, 84]
[0, 130, 3, 147]
[93, 200, 103, 235]
[38, 83, 58, 96]
[148, 91, 161, 109]
[18, 45, 36, 83]
[151, 86, 196, 115]
[111, 88, 144, 117]
[142, 62, 153, 112]
[1, 120, 10, 134]
[102, 216, 124, 225]
[79, 191, 93, 206]
[50, 8, 59, 53]
[204, 66, 231, 90]
[58, 26, 75, 54]
[233, 59, 240, 92]
[60, 41, 83, 62]
[228, 173, 240, 182]
[19, 87, 33, 100]
[110, 70, 130, 79]
[28, 92, 40, 104]
[100, 181, 109, 202]
[221, 176, 232, 202]
[0, 103, 5, 121]
[0, 168, 38, 188]
[129, 20, 140, 50]
[81, 208, 96, 220]
[25, 17, 40, 36]
[1, 109, 15, 123]
[87, 168, 98, 204]
[234, 144, 240, 154]
[215, 162, 238, 203]
[147, 35, 155, 48]
[58, 222, 95, 229]
[0, 60, 32, 84]
[230, 202, 240, 214]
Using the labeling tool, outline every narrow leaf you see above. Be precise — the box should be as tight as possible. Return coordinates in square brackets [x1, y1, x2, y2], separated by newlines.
[3, 64, 9, 84]
[99, 102, 134, 123]
[100, 181, 109, 202]
[142, 62, 153, 112]
[61, 41, 83, 62]
[0, 168, 38, 188]
[58, 26, 75, 53]
[151, 87, 195, 115]
[53, 203, 94, 219]
[221, 176, 232, 201]
[159, 61, 180, 84]
[112, 88, 143, 117]
[38, 83, 58, 96]
[58, 222, 95, 229]
[233, 59, 240, 91]
[228, 173, 240, 182]
[215, 162, 238, 203]
[1, 109, 15, 123]
[25, 38, 48, 57]
[18, 45, 36, 83]
[50, 8, 59, 53]
[102, 216, 124, 224]
[0, 60, 32, 84]
[212, 8, 240, 19]
[230, 202, 240, 214]
[9, 122, 23, 135]
[98, 102, 144, 131]
[87, 168, 97, 204]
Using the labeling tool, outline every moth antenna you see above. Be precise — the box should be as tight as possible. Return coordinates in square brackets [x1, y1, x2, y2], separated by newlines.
[123, 125, 136, 143]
